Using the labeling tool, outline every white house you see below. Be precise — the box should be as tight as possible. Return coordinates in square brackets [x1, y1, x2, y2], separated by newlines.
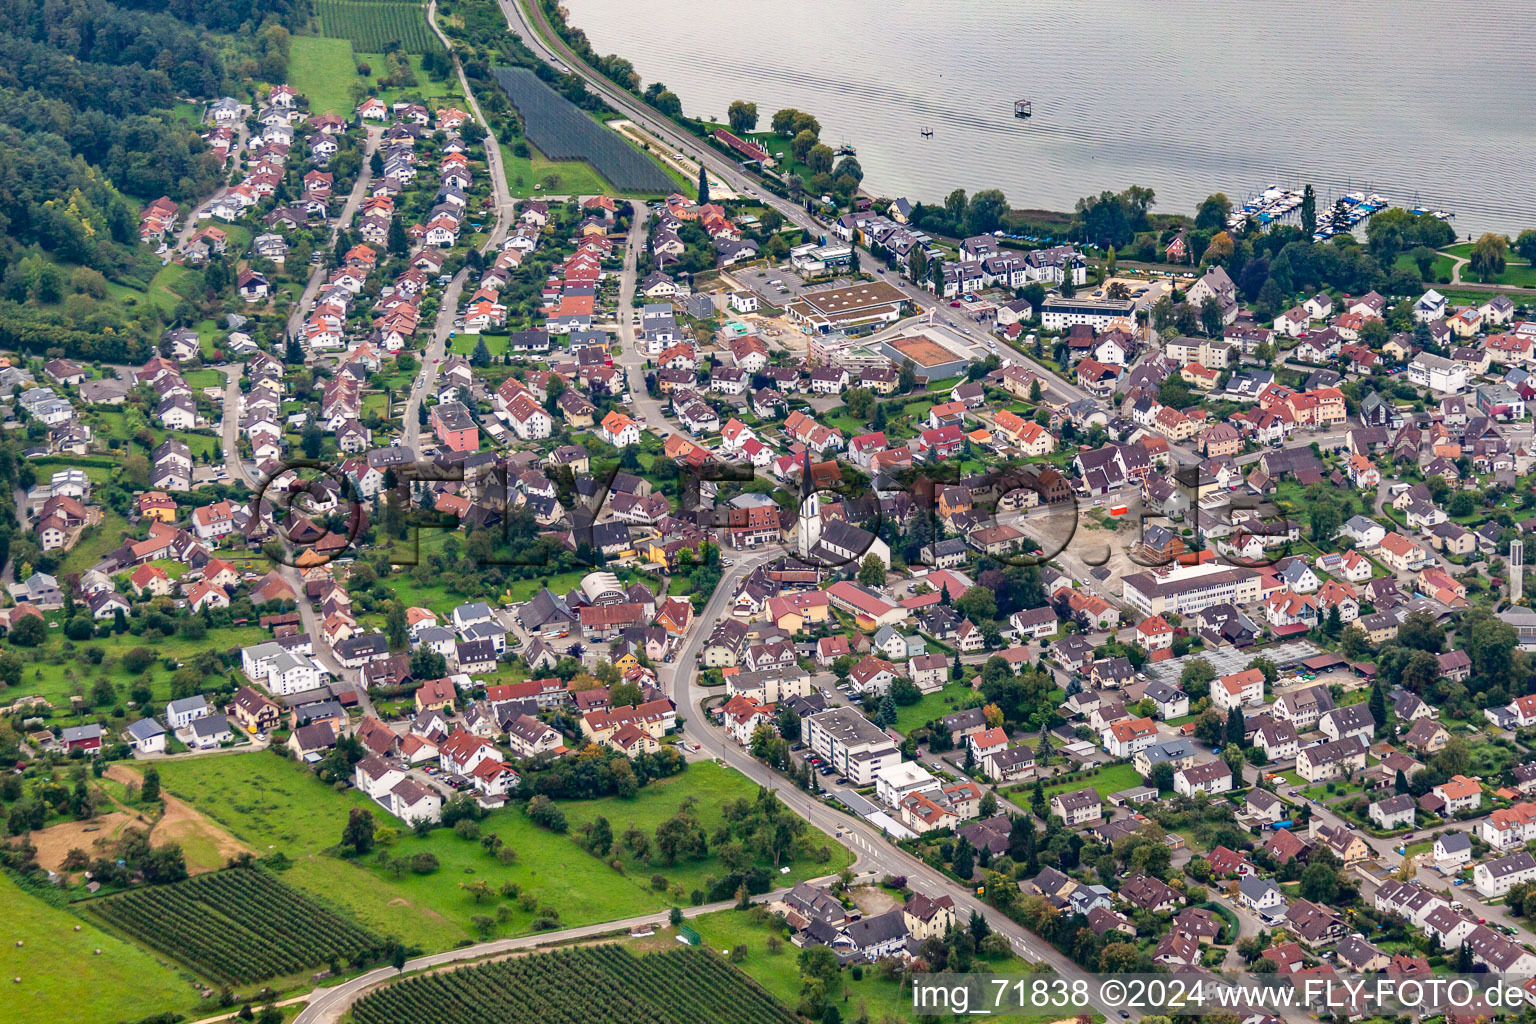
[266, 651, 323, 695]
[1474, 851, 1536, 898]
[125, 719, 167, 754]
[165, 695, 209, 729]
[1414, 289, 1447, 323]
[1173, 760, 1233, 797]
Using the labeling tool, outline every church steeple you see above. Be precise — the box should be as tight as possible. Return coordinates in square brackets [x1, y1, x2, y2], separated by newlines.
[797, 449, 820, 559]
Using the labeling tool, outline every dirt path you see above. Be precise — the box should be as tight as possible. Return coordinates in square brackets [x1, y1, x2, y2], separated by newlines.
[105, 764, 255, 873]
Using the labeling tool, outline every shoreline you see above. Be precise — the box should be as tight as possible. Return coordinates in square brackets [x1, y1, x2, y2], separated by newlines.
[553, 0, 1527, 240]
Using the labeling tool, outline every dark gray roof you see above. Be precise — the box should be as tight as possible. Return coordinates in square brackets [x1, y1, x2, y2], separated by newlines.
[125, 719, 165, 741]
[189, 714, 231, 739]
[843, 908, 907, 949]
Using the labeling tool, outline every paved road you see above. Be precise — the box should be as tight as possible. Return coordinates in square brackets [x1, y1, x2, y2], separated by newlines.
[291, 886, 826, 1024]
[428, 0, 514, 231]
[651, 547, 1138, 1017]
[1446, 249, 1536, 295]
[176, 116, 250, 251]
[612, 204, 672, 431]
[403, 271, 467, 454]
[216, 361, 257, 489]
[481, 12, 1145, 1004]
[400, 27, 517, 454]
[286, 128, 382, 343]
[214, 364, 363, 706]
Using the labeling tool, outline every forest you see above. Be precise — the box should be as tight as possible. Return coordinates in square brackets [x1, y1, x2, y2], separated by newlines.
[0, 0, 303, 334]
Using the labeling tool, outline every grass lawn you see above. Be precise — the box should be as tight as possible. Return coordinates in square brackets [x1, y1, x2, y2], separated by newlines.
[145, 262, 193, 314]
[378, 567, 458, 610]
[1395, 250, 1457, 282]
[502, 569, 590, 604]
[182, 368, 227, 389]
[448, 333, 509, 357]
[151, 754, 850, 953]
[500, 141, 613, 199]
[892, 682, 981, 736]
[289, 36, 363, 116]
[57, 509, 129, 577]
[155, 428, 221, 461]
[382, 548, 587, 609]
[1014, 763, 1146, 806]
[0, 874, 201, 1024]
[361, 393, 389, 419]
[11, 625, 271, 717]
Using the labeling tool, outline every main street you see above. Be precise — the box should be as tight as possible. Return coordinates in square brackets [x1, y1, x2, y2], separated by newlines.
[656, 547, 1139, 1019]
[175, 115, 251, 252]
[611, 203, 674, 431]
[480, 1, 1155, 1007]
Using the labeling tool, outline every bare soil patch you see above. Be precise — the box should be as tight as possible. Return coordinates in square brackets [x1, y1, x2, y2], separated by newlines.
[850, 885, 900, 916]
[26, 811, 144, 873]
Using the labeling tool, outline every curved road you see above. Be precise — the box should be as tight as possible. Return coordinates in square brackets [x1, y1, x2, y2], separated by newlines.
[653, 551, 1138, 1014]
[292, 885, 825, 1024]
[487, 2, 1144, 1010]
[496, 0, 1039, 358]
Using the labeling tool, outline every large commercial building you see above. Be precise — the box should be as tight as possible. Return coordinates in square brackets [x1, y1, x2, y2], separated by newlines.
[804, 706, 902, 786]
[786, 281, 910, 334]
[1121, 563, 1262, 616]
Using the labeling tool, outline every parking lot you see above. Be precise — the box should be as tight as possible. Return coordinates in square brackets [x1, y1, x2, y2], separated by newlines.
[730, 266, 862, 303]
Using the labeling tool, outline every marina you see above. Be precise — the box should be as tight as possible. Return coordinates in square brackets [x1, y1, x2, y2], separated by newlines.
[1225, 183, 1448, 241]
[1312, 191, 1389, 241]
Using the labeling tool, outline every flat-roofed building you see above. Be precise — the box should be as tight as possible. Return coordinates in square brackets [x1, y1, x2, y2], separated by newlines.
[785, 281, 910, 333]
[804, 706, 902, 786]
[1121, 563, 1262, 616]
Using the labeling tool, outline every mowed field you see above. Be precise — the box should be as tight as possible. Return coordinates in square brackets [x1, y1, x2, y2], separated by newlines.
[149, 754, 850, 952]
[288, 36, 359, 116]
[290, 36, 465, 116]
[0, 874, 199, 1024]
[499, 141, 614, 200]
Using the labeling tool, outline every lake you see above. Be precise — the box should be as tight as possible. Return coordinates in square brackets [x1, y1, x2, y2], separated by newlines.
[561, 0, 1536, 237]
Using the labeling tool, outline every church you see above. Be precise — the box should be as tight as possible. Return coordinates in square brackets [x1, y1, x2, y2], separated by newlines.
[795, 451, 889, 571]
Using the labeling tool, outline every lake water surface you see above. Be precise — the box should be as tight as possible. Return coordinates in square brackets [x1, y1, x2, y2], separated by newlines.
[562, 0, 1536, 236]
